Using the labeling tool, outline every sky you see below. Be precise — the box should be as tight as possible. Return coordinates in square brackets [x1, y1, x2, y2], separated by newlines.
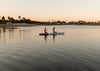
[0, 0, 100, 22]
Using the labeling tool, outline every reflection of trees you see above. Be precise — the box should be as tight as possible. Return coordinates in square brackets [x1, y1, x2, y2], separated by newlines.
[0, 27, 16, 33]
[3, 28, 6, 32]
[0, 28, 1, 33]
[0, 28, 1, 40]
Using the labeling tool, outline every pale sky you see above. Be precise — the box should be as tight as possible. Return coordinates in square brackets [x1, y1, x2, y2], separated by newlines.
[0, 0, 100, 22]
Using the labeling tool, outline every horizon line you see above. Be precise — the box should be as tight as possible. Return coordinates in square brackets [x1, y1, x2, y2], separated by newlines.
[0, 16, 100, 22]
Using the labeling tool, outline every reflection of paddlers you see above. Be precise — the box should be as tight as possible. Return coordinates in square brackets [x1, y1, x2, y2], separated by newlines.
[44, 27, 48, 34]
[53, 27, 57, 33]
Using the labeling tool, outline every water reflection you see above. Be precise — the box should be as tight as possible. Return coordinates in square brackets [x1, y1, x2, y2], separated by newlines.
[0, 27, 36, 44]
[53, 35, 56, 42]
[44, 35, 48, 42]
[43, 35, 57, 42]
[0, 27, 19, 42]
[0, 27, 17, 33]
[0, 28, 1, 33]
[1, 26, 100, 71]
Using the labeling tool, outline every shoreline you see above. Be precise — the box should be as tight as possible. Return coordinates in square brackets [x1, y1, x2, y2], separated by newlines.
[0, 23, 100, 28]
[0, 24, 37, 28]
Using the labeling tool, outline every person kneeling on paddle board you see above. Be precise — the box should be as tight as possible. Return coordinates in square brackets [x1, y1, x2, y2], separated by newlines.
[53, 27, 57, 33]
[44, 27, 48, 34]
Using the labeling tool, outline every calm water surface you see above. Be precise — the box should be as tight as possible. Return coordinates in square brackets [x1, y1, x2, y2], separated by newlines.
[0, 25, 100, 71]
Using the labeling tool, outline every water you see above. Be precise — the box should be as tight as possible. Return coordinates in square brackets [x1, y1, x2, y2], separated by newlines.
[0, 25, 100, 71]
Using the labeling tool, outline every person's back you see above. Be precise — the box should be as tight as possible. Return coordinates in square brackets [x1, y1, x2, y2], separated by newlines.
[44, 27, 48, 33]
[53, 27, 57, 33]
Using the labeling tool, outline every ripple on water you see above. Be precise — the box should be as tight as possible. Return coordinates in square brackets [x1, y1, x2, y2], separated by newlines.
[0, 26, 100, 71]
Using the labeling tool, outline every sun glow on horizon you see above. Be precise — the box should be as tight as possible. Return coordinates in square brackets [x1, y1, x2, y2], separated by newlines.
[0, 0, 100, 22]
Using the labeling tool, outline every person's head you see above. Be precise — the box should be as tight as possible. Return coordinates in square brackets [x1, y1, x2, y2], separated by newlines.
[53, 27, 55, 30]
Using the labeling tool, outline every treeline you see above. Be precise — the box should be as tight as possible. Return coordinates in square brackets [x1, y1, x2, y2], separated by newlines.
[42, 20, 100, 25]
[0, 16, 40, 24]
[28, 20, 100, 25]
[66, 21, 99, 25]
[0, 16, 100, 25]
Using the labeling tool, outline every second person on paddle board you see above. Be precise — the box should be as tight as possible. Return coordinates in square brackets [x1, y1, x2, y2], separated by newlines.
[53, 27, 57, 33]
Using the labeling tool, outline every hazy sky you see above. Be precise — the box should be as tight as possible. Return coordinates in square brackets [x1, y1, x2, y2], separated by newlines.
[0, 0, 100, 22]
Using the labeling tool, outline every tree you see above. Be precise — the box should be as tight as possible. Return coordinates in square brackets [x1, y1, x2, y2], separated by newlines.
[77, 21, 86, 25]
[10, 17, 15, 23]
[8, 16, 11, 21]
[22, 17, 27, 23]
[2, 16, 5, 24]
[0, 16, 2, 24]
[18, 16, 21, 20]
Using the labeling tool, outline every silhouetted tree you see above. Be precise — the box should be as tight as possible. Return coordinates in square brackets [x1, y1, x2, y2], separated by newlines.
[77, 21, 86, 25]
[22, 17, 27, 23]
[27, 19, 31, 23]
[10, 17, 15, 23]
[8, 16, 11, 21]
[2, 16, 5, 24]
[18, 16, 21, 20]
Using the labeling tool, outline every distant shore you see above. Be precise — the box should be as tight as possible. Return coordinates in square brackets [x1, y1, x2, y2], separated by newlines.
[0, 23, 38, 28]
[0, 23, 100, 28]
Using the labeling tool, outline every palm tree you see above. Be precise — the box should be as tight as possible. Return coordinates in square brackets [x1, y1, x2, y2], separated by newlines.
[22, 17, 26, 23]
[22, 17, 26, 20]
[8, 16, 11, 21]
[18, 16, 21, 20]
[2, 16, 5, 24]
[8, 16, 11, 24]
[10, 17, 15, 23]
[18, 16, 21, 23]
